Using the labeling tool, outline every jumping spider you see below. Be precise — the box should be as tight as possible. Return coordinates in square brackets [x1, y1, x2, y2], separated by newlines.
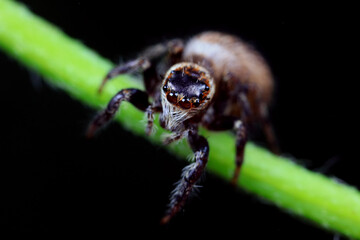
[87, 31, 279, 224]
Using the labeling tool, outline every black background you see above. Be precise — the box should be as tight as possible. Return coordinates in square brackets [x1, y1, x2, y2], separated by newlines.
[1, 1, 357, 239]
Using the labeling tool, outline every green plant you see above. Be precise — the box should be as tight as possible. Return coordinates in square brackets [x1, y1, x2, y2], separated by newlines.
[0, 0, 359, 238]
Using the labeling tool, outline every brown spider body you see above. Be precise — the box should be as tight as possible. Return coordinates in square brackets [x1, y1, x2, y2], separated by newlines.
[161, 32, 274, 130]
[184, 32, 273, 102]
[88, 31, 279, 224]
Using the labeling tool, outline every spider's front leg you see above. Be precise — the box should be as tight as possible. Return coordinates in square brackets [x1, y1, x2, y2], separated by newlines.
[98, 38, 184, 94]
[98, 58, 150, 93]
[161, 126, 209, 224]
[89, 39, 184, 137]
[87, 88, 149, 138]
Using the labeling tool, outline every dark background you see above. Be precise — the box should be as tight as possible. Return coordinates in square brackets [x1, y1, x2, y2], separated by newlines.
[1, 1, 356, 238]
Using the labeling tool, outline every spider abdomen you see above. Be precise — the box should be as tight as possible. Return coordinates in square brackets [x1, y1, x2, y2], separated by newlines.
[183, 31, 274, 103]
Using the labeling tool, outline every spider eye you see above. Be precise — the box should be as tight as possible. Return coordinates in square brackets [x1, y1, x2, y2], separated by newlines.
[199, 93, 203, 100]
[193, 99, 200, 107]
[163, 85, 168, 92]
[167, 92, 177, 104]
[179, 98, 191, 109]
[204, 85, 210, 91]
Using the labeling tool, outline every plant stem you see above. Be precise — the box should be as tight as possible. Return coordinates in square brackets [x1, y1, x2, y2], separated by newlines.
[0, 0, 359, 238]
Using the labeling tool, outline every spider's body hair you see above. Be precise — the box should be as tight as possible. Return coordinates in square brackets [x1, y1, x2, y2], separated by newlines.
[160, 96, 196, 132]
[183, 31, 273, 103]
[166, 151, 205, 215]
[160, 62, 214, 132]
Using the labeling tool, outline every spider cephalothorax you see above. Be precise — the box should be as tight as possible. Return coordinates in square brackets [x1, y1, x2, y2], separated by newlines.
[87, 31, 279, 224]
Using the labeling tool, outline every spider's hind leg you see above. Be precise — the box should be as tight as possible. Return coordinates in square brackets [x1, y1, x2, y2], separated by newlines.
[258, 102, 280, 154]
[237, 82, 280, 155]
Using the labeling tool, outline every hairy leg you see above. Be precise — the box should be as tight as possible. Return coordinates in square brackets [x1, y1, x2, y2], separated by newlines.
[203, 115, 248, 186]
[99, 39, 184, 93]
[87, 88, 149, 137]
[259, 103, 280, 154]
[217, 72, 279, 184]
[161, 126, 209, 224]
[145, 103, 162, 136]
[202, 73, 253, 186]
[98, 58, 150, 93]
[232, 74, 280, 154]
[238, 83, 280, 154]
[92, 39, 185, 137]
[231, 120, 247, 185]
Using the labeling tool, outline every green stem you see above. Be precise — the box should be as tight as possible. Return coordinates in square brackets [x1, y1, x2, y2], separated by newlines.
[0, 1, 359, 238]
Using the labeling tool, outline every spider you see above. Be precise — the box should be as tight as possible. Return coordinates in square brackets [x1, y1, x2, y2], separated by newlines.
[87, 31, 279, 224]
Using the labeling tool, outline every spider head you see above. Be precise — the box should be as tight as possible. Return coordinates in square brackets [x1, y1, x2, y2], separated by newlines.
[161, 62, 214, 109]
[160, 62, 215, 130]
